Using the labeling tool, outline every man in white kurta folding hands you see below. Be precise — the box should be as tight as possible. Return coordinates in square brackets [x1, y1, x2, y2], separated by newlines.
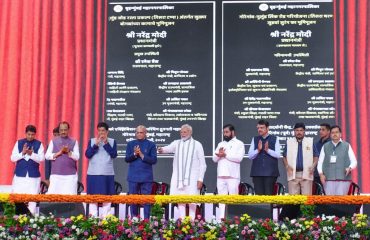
[11, 125, 45, 215]
[213, 124, 245, 221]
[158, 124, 207, 219]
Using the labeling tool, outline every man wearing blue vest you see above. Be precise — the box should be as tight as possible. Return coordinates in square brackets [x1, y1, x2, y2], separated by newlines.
[125, 125, 157, 219]
[317, 125, 357, 195]
[248, 120, 281, 195]
[11, 125, 45, 215]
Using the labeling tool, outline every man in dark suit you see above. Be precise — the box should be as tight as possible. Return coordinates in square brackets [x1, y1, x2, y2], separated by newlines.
[125, 125, 157, 219]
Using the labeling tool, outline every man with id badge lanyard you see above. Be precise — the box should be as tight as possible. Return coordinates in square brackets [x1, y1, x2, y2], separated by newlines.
[317, 125, 357, 195]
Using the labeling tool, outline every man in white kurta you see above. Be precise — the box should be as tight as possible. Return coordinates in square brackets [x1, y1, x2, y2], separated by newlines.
[158, 124, 207, 219]
[213, 124, 245, 221]
[45, 121, 80, 194]
[11, 125, 45, 215]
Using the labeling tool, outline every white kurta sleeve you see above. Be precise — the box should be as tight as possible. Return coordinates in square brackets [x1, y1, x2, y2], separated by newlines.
[348, 144, 357, 170]
[225, 140, 245, 163]
[317, 147, 325, 174]
[161, 141, 177, 154]
[45, 141, 55, 160]
[266, 137, 281, 159]
[247, 138, 258, 160]
[10, 141, 23, 162]
[212, 142, 222, 163]
[196, 142, 207, 182]
[69, 141, 80, 161]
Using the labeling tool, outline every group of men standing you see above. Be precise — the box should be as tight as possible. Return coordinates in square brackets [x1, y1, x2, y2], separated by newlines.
[10, 120, 357, 220]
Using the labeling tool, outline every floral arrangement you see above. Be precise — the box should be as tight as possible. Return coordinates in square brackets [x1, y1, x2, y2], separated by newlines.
[0, 212, 369, 239]
[2, 193, 370, 205]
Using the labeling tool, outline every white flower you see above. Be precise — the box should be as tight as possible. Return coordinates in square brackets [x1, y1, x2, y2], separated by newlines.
[71, 225, 76, 230]
[33, 224, 37, 228]
[30, 219, 34, 223]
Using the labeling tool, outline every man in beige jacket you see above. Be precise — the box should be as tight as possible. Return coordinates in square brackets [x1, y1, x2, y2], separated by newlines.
[283, 123, 319, 195]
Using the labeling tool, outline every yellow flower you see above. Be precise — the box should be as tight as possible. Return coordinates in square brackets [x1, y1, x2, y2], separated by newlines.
[76, 214, 84, 221]
[155, 195, 308, 205]
[0, 193, 10, 202]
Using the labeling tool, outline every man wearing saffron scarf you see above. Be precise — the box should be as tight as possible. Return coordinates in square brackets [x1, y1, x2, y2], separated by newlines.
[45, 121, 80, 194]
[158, 124, 207, 219]
[11, 125, 45, 214]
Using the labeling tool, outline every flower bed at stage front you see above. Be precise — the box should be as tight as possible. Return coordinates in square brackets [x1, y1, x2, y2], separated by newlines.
[0, 213, 369, 239]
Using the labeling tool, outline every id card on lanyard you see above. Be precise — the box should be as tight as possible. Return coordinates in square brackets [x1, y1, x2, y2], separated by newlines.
[330, 142, 341, 163]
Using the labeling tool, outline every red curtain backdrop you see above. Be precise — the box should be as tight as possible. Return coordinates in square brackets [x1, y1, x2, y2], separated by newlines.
[0, 0, 106, 185]
[335, 0, 370, 192]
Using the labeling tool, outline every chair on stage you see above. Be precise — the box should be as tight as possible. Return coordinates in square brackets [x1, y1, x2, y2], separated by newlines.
[348, 182, 360, 195]
[77, 181, 84, 195]
[272, 182, 286, 217]
[348, 182, 361, 213]
[196, 183, 207, 218]
[273, 182, 286, 195]
[239, 182, 255, 195]
[111, 181, 123, 217]
[312, 181, 325, 195]
[39, 180, 49, 194]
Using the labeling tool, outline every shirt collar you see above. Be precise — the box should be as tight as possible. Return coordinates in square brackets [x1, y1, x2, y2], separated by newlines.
[331, 138, 342, 146]
[261, 134, 269, 140]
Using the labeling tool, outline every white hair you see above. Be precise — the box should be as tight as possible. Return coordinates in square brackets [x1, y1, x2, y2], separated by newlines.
[136, 125, 147, 132]
[181, 124, 193, 133]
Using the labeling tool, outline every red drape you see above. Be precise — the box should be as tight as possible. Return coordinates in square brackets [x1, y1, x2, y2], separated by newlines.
[0, 0, 106, 186]
[335, 0, 370, 192]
